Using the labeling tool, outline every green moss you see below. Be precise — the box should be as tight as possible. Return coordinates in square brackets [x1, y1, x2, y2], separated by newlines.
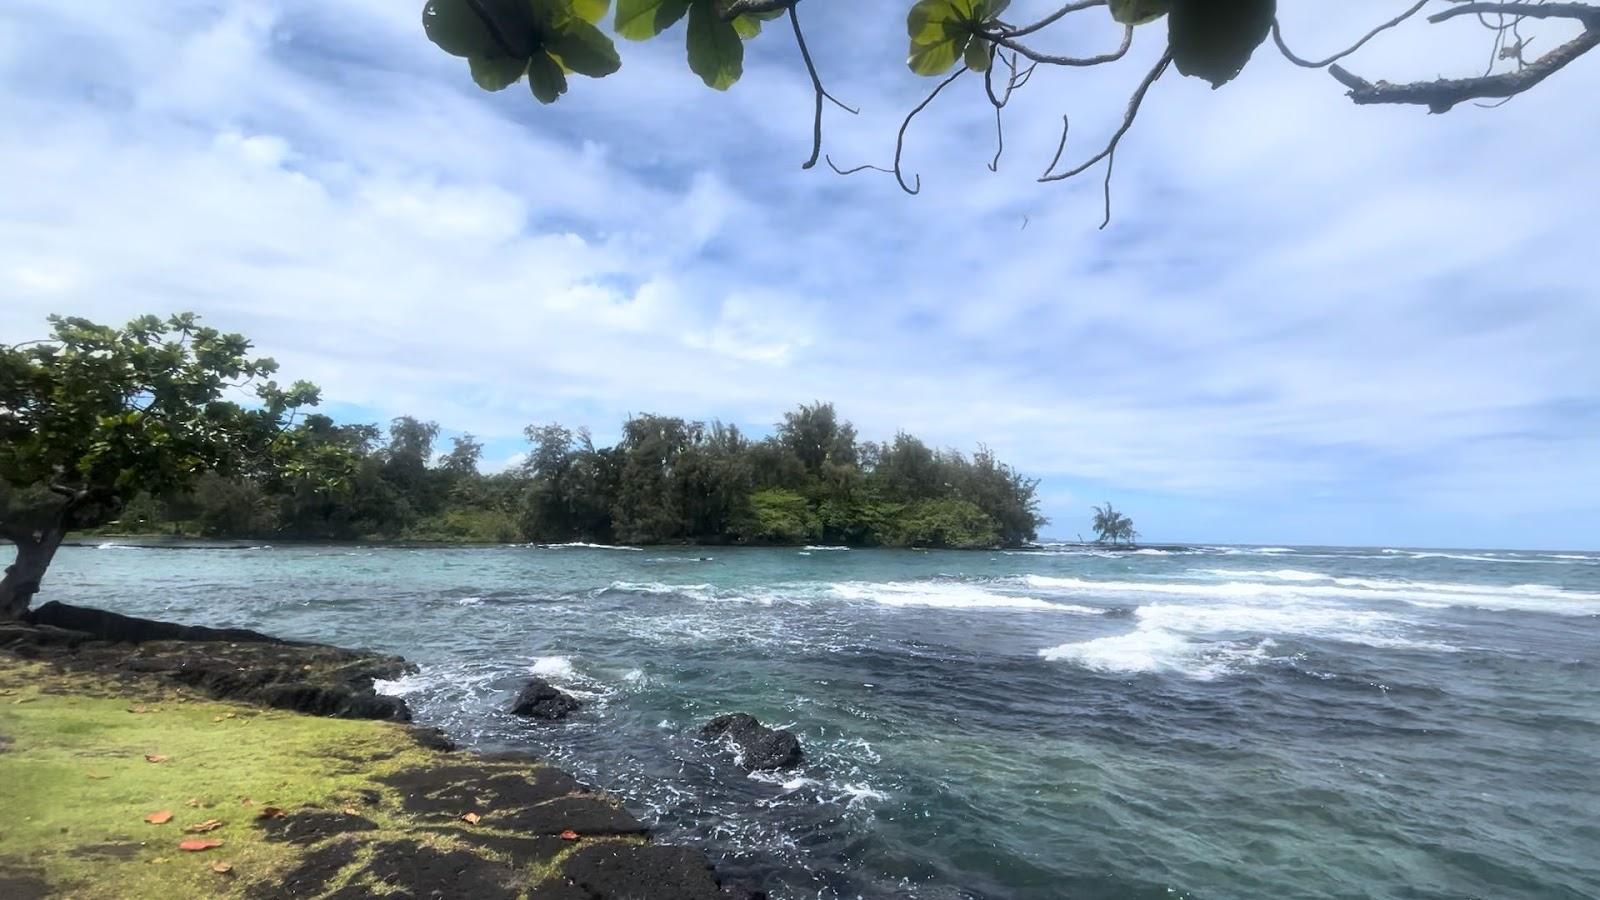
[0, 658, 434, 898]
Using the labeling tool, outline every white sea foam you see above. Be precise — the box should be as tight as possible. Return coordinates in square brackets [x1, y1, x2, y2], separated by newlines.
[828, 581, 1102, 613]
[540, 542, 642, 551]
[803, 545, 850, 551]
[457, 596, 483, 606]
[530, 655, 576, 679]
[1040, 598, 1453, 680]
[96, 542, 140, 550]
[1039, 630, 1272, 680]
[1020, 573, 1600, 616]
[1201, 568, 1327, 582]
[837, 783, 888, 806]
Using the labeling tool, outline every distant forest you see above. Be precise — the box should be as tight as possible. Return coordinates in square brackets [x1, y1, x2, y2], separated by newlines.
[103, 403, 1045, 549]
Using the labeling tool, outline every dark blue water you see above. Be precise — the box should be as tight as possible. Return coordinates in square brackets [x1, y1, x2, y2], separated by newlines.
[43, 542, 1600, 899]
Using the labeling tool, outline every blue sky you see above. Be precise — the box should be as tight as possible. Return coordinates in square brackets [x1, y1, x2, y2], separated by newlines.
[2, 1, 1597, 549]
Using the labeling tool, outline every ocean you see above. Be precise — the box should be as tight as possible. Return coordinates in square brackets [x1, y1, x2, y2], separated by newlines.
[42, 542, 1600, 899]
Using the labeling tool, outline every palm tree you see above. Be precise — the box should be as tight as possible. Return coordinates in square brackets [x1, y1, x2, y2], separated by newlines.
[1091, 503, 1136, 546]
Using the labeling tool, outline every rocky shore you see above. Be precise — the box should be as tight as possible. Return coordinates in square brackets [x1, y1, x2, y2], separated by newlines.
[0, 603, 762, 899]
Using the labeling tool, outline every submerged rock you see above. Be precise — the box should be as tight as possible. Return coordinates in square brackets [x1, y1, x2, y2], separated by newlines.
[510, 677, 581, 720]
[700, 713, 803, 770]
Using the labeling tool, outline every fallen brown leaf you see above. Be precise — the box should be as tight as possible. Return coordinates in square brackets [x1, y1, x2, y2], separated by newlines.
[560, 829, 580, 841]
[255, 807, 285, 820]
[224, 712, 237, 719]
[178, 839, 223, 852]
[148, 857, 169, 866]
[461, 812, 482, 826]
[341, 806, 358, 816]
[211, 861, 234, 875]
[186, 798, 202, 808]
[184, 819, 224, 834]
[144, 810, 173, 825]
[144, 754, 169, 764]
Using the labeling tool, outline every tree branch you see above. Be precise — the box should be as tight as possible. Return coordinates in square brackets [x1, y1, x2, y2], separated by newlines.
[1428, 3, 1600, 26]
[1040, 50, 1171, 182]
[1329, 25, 1600, 112]
[985, 25, 1134, 67]
[996, 0, 1106, 39]
[1272, 0, 1431, 69]
[788, 4, 856, 170]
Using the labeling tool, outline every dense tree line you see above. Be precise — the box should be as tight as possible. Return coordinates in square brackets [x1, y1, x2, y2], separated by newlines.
[108, 403, 1045, 549]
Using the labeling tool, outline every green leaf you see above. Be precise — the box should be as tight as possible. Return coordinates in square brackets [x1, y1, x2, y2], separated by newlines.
[615, 0, 691, 40]
[469, 54, 528, 90]
[963, 36, 991, 72]
[571, 0, 610, 24]
[1168, 0, 1275, 88]
[527, 52, 569, 102]
[906, 0, 978, 76]
[686, 1, 743, 90]
[545, 18, 622, 76]
[732, 5, 784, 38]
[1108, 0, 1170, 25]
[731, 15, 761, 39]
[422, 0, 502, 58]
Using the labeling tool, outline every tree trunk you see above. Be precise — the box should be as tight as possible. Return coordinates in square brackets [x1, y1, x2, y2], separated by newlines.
[0, 527, 66, 620]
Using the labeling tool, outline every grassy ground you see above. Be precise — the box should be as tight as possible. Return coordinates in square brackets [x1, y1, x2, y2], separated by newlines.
[0, 655, 438, 896]
[0, 653, 682, 899]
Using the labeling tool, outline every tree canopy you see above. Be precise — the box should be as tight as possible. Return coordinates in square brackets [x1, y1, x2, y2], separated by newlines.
[1090, 501, 1135, 545]
[106, 399, 1047, 551]
[422, 0, 1598, 220]
[0, 314, 328, 617]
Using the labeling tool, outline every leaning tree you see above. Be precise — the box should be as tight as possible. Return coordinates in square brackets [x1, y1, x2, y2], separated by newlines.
[0, 314, 332, 619]
[422, 0, 1597, 222]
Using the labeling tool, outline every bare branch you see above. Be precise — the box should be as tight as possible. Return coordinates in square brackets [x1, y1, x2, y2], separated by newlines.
[1272, 0, 1431, 69]
[987, 25, 1134, 67]
[989, 104, 1005, 172]
[996, 0, 1106, 39]
[787, 5, 856, 170]
[1329, 26, 1600, 112]
[1428, 3, 1600, 26]
[1041, 51, 1171, 183]
[829, 67, 967, 194]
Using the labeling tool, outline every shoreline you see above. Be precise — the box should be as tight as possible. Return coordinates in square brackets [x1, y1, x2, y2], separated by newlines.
[68, 534, 1191, 554]
[0, 602, 761, 899]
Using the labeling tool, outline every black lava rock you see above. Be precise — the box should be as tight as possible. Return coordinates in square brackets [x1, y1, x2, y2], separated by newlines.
[510, 678, 581, 720]
[700, 713, 803, 770]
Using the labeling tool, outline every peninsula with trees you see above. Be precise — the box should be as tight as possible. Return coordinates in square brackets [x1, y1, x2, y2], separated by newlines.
[1, 313, 1045, 617]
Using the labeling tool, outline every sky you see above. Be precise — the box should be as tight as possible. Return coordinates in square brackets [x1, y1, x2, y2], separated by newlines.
[2, 1, 1597, 549]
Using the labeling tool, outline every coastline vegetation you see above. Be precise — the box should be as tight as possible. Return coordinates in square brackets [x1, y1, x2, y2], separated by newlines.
[102, 403, 1045, 551]
[2, 314, 1045, 620]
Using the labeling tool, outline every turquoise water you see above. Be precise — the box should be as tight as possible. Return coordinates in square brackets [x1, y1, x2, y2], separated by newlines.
[42, 542, 1600, 899]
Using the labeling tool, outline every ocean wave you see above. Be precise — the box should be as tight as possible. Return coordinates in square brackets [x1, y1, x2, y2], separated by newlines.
[538, 542, 643, 551]
[1039, 599, 1453, 679]
[1039, 630, 1274, 680]
[803, 545, 850, 551]
[828, 581, 1103, 614]
[605, 581, 777, 606]
[1019, 574, 1600, 616]
[530, 655, 576, 680]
